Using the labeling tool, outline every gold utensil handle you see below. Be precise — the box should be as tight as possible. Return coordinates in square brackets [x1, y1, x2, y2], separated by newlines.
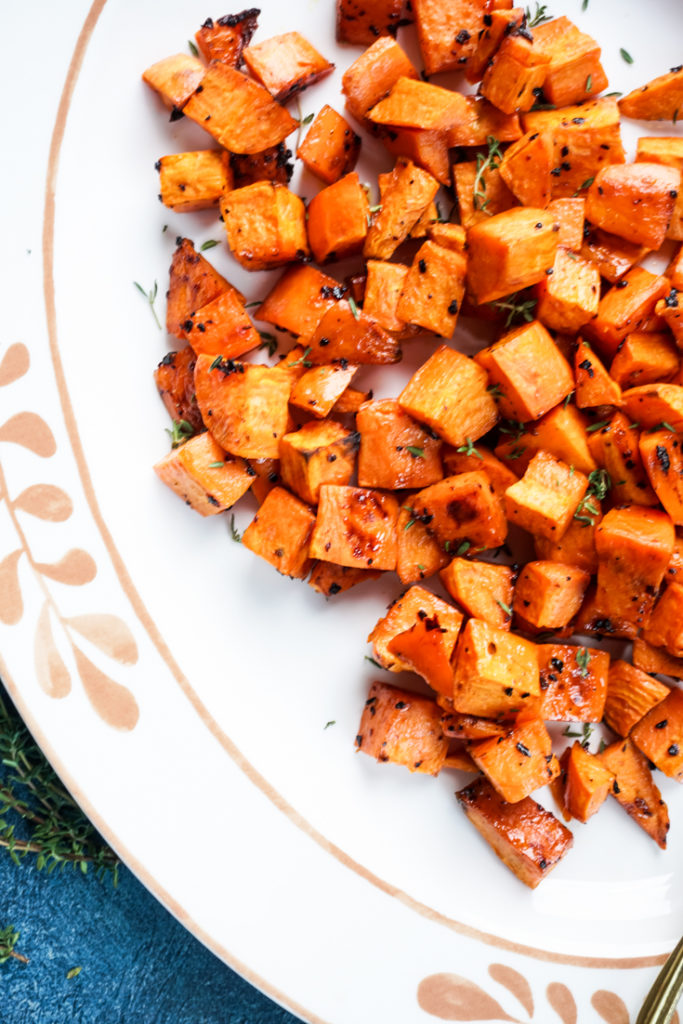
[636, 937, 683, 1024]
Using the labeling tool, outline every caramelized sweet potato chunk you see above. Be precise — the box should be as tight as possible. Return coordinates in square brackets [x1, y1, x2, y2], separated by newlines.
[289, 363, 358, 420]
[242, 486, 315, 578]
[535, 643, 608, 723]
[166, 238, 236, 339]
[388, 609, 464, 699]
[154, 431, 253, 516]
[220, 181, 308, 271]
[157, 150, 232, 213]
[309, 301, 401, 365]
[481, 33, 550, 115]
[342, 37, 418, 123]
[640, 429, 683, 526]
[619, 66, 683, 122]
[564, 742, 613, 824]
[307, 172, 369, 265]
[585, 163, 681, 251]
[610, 331, 680, 390]
[230, 144, 294, 188]
[587, 412, 658, 507]
[256, 265, 343, 340]
[411, 472, 508, 552]
[356, 681, 448, 775]
[395, 507, 450, 585]
[535, 250, 601, 334]
[630, 687, 683, 783]
[362, 261, 412, 336]
[308, 562, 381, 596]
[297, 105, 361, 185]
[452, 618, 540, 718]
[142, 53, 205, 111]
[364, 158, 439, 261]
[154, 348, 204, 434]
[368, 585, 462, 672]
[243, 31, 333, 103]
[504, 451, 588, 542]
[336, 0, 404, 45]
[495, 404, 596, 477]
[513, 561, 590, 630]
[633, 637, 683, 680]
[183, 289, 260, 360]
[396, 242, 466, 339]
[310, 485, 398, 570]
[468, 718, 559, 803]
[530, 16, 607, 108]
[194, 10, 259, 67]
[279, 421, 359, 505]
[356, 399, 442, 490]
[574, 339, 622, 410]
[584, 268, 670, 360]
[440, 558, 515, 631]
[599, 738, 670, 848]
[413, 0, 488, 75]
[643, 581, 683, 658]
[621, 383, 683, 432]
[498, 129, 553, 208]
[453, 160, 515, 229]
[604, 661, 670, 738]
[466, 207, 559, 305]
[595, 505, 674, 627]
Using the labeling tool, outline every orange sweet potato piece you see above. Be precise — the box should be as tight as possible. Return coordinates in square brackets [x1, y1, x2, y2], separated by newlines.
[380, 126, 451, 185]
[574, 339, 622, 409]
[356, 399, 443, 490]
[530, 16, 608, 108]
[307, 172, 369, 265]
[584, 267, 670, 359]
[504, 451, 588, 542]
[634, 137, 683, 241]
[640, 429, 683, 525]
[585, 163, 681, 250]
[308, 562, 381, 596]
[310, 485, 398, 570]
[182, 289, 260, 360]
[535, 643, 609, 723]
[399, 345, 499, 447]
[412, 472, 508, 551]
[610, 331, 680, 389]
[466, 207, 559, 305]
[547, 197, 585, 250]
[633, 637, 683, 679]
[447, 96, 522, 147]
[498, 129, 553, 208]
[443, 748, 479, 772]
[631, 686, 683, 783]
[580, 227, 647, 285]
[183, 63, 297, 154]
[242, 32, 333, 103]
[535, 250, 601, 334]
[453, 160, 515, 229]
[427, 222, 467, 254]
[336, 0, 404, 44]
[220, 182, 308, 271]
[388, 608, 465, 699]
[534, 504, 601, 574]
[442, 445, 518, 500]
[356, 681, 448, 775]
[289, 363, 358, 420]
[297, 105, 361, 185]
[256, 265, 342, 340]
[595, 505, 675, 627]
[279, 421, 358, 505]
[440, 558, 515, 631]
[468, 719, 559, 804]
[564, 742, 613, 824]
[194, 354, 291, 459]
[395, 242, 466, 339]
[457, 776, 573, 888]
[655, 288, 683, 346]
[157, 150, 232, 213]
[481, 33, 549, 115]
[368, 77, 464, 132]
[364, 158, 440, 260]
[229, 143, 294, 188]
[668, 243, 683, 290]
[642, 581, 683, 658]
[412, 0, 487, 75]
[154, 431, 254, 516]
[441, 711, 507, 740]
[452, 618, 540, 718]
[396, 506, 450, 585]
[587, 412, 658, 507]
[513, 561, 590, 629]
[621, 383, 683, 432]
[465, 7, 524, 84]
[341, 37, 418, 123]
[241, 485, 315, 578]
[362, 261, 412, 336]
[474, 320, 574, 421]
[142, 53, 205, 111]
[166, 238, 236, 339]
[308, 301, 401, 365]
[194, 10, 259, 67]
[603, 661, 671, 738]
[495, 405, 597, 476]
[368, 585, 462, 673]
[248, 457, 280, 505]
[599, 738, 670, 849]
[154, 348, 204, 434]
[619, 66, 683, 122]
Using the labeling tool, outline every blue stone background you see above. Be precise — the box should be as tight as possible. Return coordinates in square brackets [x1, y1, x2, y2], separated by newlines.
[0, 685, 302, 1024]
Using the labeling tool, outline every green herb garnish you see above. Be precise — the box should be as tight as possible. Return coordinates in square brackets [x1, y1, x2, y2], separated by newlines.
[133, 280, 162, 330]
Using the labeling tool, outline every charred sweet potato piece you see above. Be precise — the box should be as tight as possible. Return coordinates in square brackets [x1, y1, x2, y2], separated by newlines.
[362, 261, 412, 336]
[535, 250, 601, 334]
[307, 172, 369, 265]
[242, 32, 333, 103]
[621, 383, 683, 432]
[547, 197, 585, 250]
[310, 485, 398, 570]
[308, 562, 381, 596]
[475, 320, 574, 422]
[412, 0, 488, 75]
[182, 289, 260, 360]
[576, 585, 640, 641]
[441, 711, 507, 740]
[469, 719, 559, 804]
[356, 681, 448, 775]
[466, 207, 559, 305]
[530, 16, 607, 108]
[481, 33, 550, 115]
[396, 242, 466, 339]
[452, 618, 540, 718]
[241, 485, 315, 578]
[584, 267, 670, 359]
[453, 160, 515, 229]
[388, 608, 464, 699]
[574, 339, 622, 410]
[194, 10, 259, 67]
[368, 585, 462, 673]
[534, 643, 609, 722]
[364, 158, 440, 260]
[505, 451, 589, 542]
[564, 742, 613, 824]
[309, 301, 401, 365]
[498, 129, 553, 208]
[336, 0, 404, 44]
[447, 96, 522, 147]
[654, 288, 683, 347]
[457, 776, 573, 888]
[603, 661, 670, 738]
[640, 429, 683, 525]
[440, 558, 515, 631]
[631, 687, 683, 783]
[289, 363, 358, 420]
[229, 144, 294, 188]
[341, 37, 418, 123]
[356, 399, 443, 490]
[399, 345, 499, 447]
[442, 446, 518, 501]
[220, 182, 308, 271]
[183, 64, 297, 154]
[154, 431, 254, 516]
[642, 581, 683, 658]
[154, 348, 204, 434]
[633, 637, 683, 679]
[495, 405, 597, 477]
[142, 53, 205, 111]
[619, 66, 683, 122]
[256, 265, 343, 340]
[412, 472, 508, 552]
[279, 421, 358, 505]
[166, 238, 237, 339]
[297, 105, 361, 185]
[586, 163, 681, 251]
[396, 506, 450, 585]
[157, 150, 232, 212]
[587, 412, 658, 507]
[610, 331, 680, 390]
[599, 738, 670, 848]
[368, 77, 464, 132]
[513, 561, 590, 630]
[194, 354, 291, 459]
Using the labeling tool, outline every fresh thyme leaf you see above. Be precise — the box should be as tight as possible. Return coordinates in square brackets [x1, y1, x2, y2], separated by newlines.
[166, 419, 195, 449]
[300, 112, 315, 126]
[324, 721, 336, 730]
[660, 421, 676, 432]
[473, 136, 503, 214]
[199, 239, 220, 251]
[496, 598, 513, 617]
[487, 384, 504, 398]
[525, 3, 551, 27]
[406, 445, 425, 459]
[404, 519, 416, 531]
[562, 726, 582, 738]
[587, 468, 612, 501]
[499, 419, 526, 441]
[368, 204, 382, 213]
[456, 436, 483, 459]
[456, 540, 471, 556]
[599, 738, 607, 754]
[245, 300, 261, 308]
[572, 176, 595, 196]
[133, 279, 162, 330]
[66, 966, 83, 980]
[229, 514, 242, 542]
[162, 224, 168, 233]
[620, 47, 634, 64]
[0, 925, 27, 965]
[288, 345, 312, 367]
[348, 296, 360, 320]
[585, 74, 592, 92]
[576, 647, 591, 678]
[364, 656, 383, 669]
[489, 291, 537, 328]
[188, 39, 199, 56]
[208, 461, 225, 469]
[582, 0, 589, 9]
[586, 420, 609, 432]
[258, 333, 278, 357]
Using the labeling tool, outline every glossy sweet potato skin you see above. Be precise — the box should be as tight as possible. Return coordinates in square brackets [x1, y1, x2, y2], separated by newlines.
[452, 619, 540, 718]
[631, 686, 683, 782]
[154, 348, 204, 434]
[310, 485, 399, 570]
[468, 718, 560, 803]
[599, 738, 670, 848]
[534, 643, 609, 723]
[356, 680, 448, 775]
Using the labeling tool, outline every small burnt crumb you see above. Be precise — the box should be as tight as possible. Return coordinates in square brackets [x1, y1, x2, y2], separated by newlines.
[448, 299, 459, 315]
[655, 719, 669, 729]
[320, 285, 346, 300]
[504, 687, 514, 696]
[395, 700, 408, 710]
[483, 13, 493, 25]
[516, 742, 531, 757]
[539, 858, 547, 870]
[613, 780, 621, 794]
[182, 319, 194, 332]
[668, 744, 680, 756]
[455, 28, 471, 43]
[418, 258, 427, 273]
[169, 106, 185, 122]
[550, 658, 564, 672]
[665, 288, 679, 308]
[328, 582, 342, 595]
[356, 734, 363, 747]
[579, 358, 594, 378]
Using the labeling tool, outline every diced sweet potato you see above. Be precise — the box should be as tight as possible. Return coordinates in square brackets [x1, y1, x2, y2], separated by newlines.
[364, 158, 439, 260]
[341, 37, 418, 123]
[453, 160, 515, 229]
[194, 354, 291, 459]
[474, 320, 574, 422]
[220, 181, 308, 271]
[427, 222, 467, 254]
[633, 637, 683, 679]
[411, 472, 508, 551]
[443, 749, 479, 772]
[229, 144, 294, 188]
[380, 126, 451, 185]
[547, 197, 585, 251]
[610, 331, 680, 390]
[142, 53, 205, 111]
[279, 421, 358, 505]
[513, 561, 590, 629]
[447, 96, 522, 147]
[504, 451, 588, 542]
[242, 32, 333, 103]
[586, 163, 681, 251]
[535, 643, 609, 722]
[599, 738, 670, 849]
[580, 227, 647, 285]
[194, 10, 259, 67]
[182, 289, 260, 360]
[157, 150, 232, 213]
[452, 618, 540, 718]
[248, 457, 280, 505]
[154, 348, 204, 434]
[388, 607, 464, 698]
[587, 412, 658, 507]
[256, 265, 342, 340]
[530, 16, 608, 108]
[307, 172, 369, 265]
[396, 506, 450, 585]
[399, 345, 498, 447]
[183, 63, 297, 154]
[481, 33, 550, 115]
[468, 718, 559, 804]
[440, 558, 515, 631]
[308, 562, 381, 596]
[413, 0, 488, 75]
[154, 431, 254, 516]
[356, 399, 442, 490]
[466, 207, 559, 305]
[166, 238, 236, 339]
[336, 0, 404, 45]
[442, 445, 518, 500]
[631, 686, 683, 781]
[535, 249, 601, 334]
[297, 105, 361, 185]
[619, 66, 683, 122]
[368, 77, 464, 132]
[498, 129, 553, 208]
[495, 405, 597, 477]
[642, 581, 683, 658]
[576, 585, 640, 641]
[603, 661, 671, 738]
[584, 267, 670, 359]
[241, 485, 315, 578]
[441, 711, 507, 740]
[655, 288, 683, 346]
[289, 363, 358, 420]
[362, 261, 412, 336]
[640, 429, 683, 525]
[395, 242, 466, 339]
[356, 680, 448, 775]
[564, 742, 613, 824]
[621, 383, 683, 432]
[534, 505, 601, 574]
[368, 585, 462, 673]
[457, 776, 573, 888]
[310, 485, 398, 570]
[309, 301, 401, 365]
[634, 137, 683, 240]
[466, 7, 525, 84]
[574, 339, 622, 409]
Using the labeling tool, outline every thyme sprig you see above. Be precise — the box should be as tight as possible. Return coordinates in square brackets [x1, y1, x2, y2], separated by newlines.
[489, 292, 537, 328]
[473, 136, 504, 213]
[133, 280, 162, 330]
[574, 468, 611, 526]
[0, 925, 27, 965]
[525, 3, 551, 27]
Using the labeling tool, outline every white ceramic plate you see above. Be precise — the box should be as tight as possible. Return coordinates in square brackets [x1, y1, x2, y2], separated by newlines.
[4, 1, 683, 1020]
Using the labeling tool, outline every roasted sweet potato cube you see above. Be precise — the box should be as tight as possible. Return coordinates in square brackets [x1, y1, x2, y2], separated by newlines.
[362, 261, 412, 336]
[412, 472, 508, 551]
[442, 445, 518, 501]
[633, 637, 683, 679]
[368, 77, 464, 132]
[309, 301, 400, 365]
[668, 243, 683, 290]
[332, 387, 371, 416]
[194, 354, 291, 459]
[465, 7, 525, 84]
[166, 238, 236, 339]
[142, 53, 205, 110]
[256, 265, 342, 340]
[297, 105, 361, 185]
[154, 348, 204, 434]
[642, 581, 683, 658]
[505, 451, 588, 541]
[440, 558, 515, 631]
[356, 681, 448, 775]
[249, 457, 280, 505]
[604, 661, 670, 738]
[495, 405, 597, 477]
[497, 129, 553, 208]
[535, 250, 601, 334]
[580, 227, 647, 286]
[587, 412, 658, 507]
[154, 431, 254, 517]
[595, 505, 675, 627]
[279, 421, 358, 505]
[535, 643, 609, 722]
[447, 96, 523, 147]
[388, 608, 464, 698]
[474, 320, 574, 422]
[242, 32, 333, 103]
[513, 561, 590, 629]
[308, 562, 381, 596]
[241, 485, 315, 578]
[599, 738, 670, 848]
[574, 339, 622, 409]
[399, 345, 499, 446]
[584, 267, 670, 359]
[640, 429, 683, 526]
[395, 242, 466, 339]
[230, 144, 294, 188]
[621, 383, 683, 432]
[356, 399, 442, 490]
[194, 10, 259, 67]
[452, 619, 540, 718]
[336, 0, 404, 44]
[341, 37, 418, 123]
[157, 151, 232, 213]
[364, 158, 440, 260]
[453, 160, 515, 229]
[441, 711, 507, 740]
[468, 719, 559, 803]
[466, 207, 559, 305]
[564, 742, 613, 824]
[547, 197, 585, 250]
[610, 331, 680, 390]
[619, 66, 683, 122]
[183, 289, 260, 360]
[655, 289, 683, 346]
[380, 127, 451, 186]
[289, 363, 358, 420]
[307, 173, 369, 265]
[481, 34, 549, 115]
[586, 163, 681, 251]
[396, 506, 449, 585]
[368, 585, 462, 672]
[634, 137, 683, 241]
[534, 503, 601, 574]
[220, 182, 308, 271]
[412, 0, 487, 75]
[576, 585, 640, 641]
[310, 485, 398, 570]
[457, 776, 573, 888]
[183, 64, 297, 154]
[427, 222, 467, 254]
[530, 16, 608, 108]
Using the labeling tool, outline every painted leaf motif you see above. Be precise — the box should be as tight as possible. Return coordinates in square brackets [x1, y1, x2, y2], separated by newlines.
[591, 990, 629, 1024]
[417, 974, 519, 1022]
[546, 983, 577, 1024]
[0, 550, 23, 625]
[73, 646, 139, 731]
[66, 614, 138, 665]
[0, 344, 30, 387]
[0, 412, 56, 457]
[34, 602, 71, 699]
[35, 549, 96, 586]
[13, 483, 73, 522]
[488, 965, 533, 1017]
